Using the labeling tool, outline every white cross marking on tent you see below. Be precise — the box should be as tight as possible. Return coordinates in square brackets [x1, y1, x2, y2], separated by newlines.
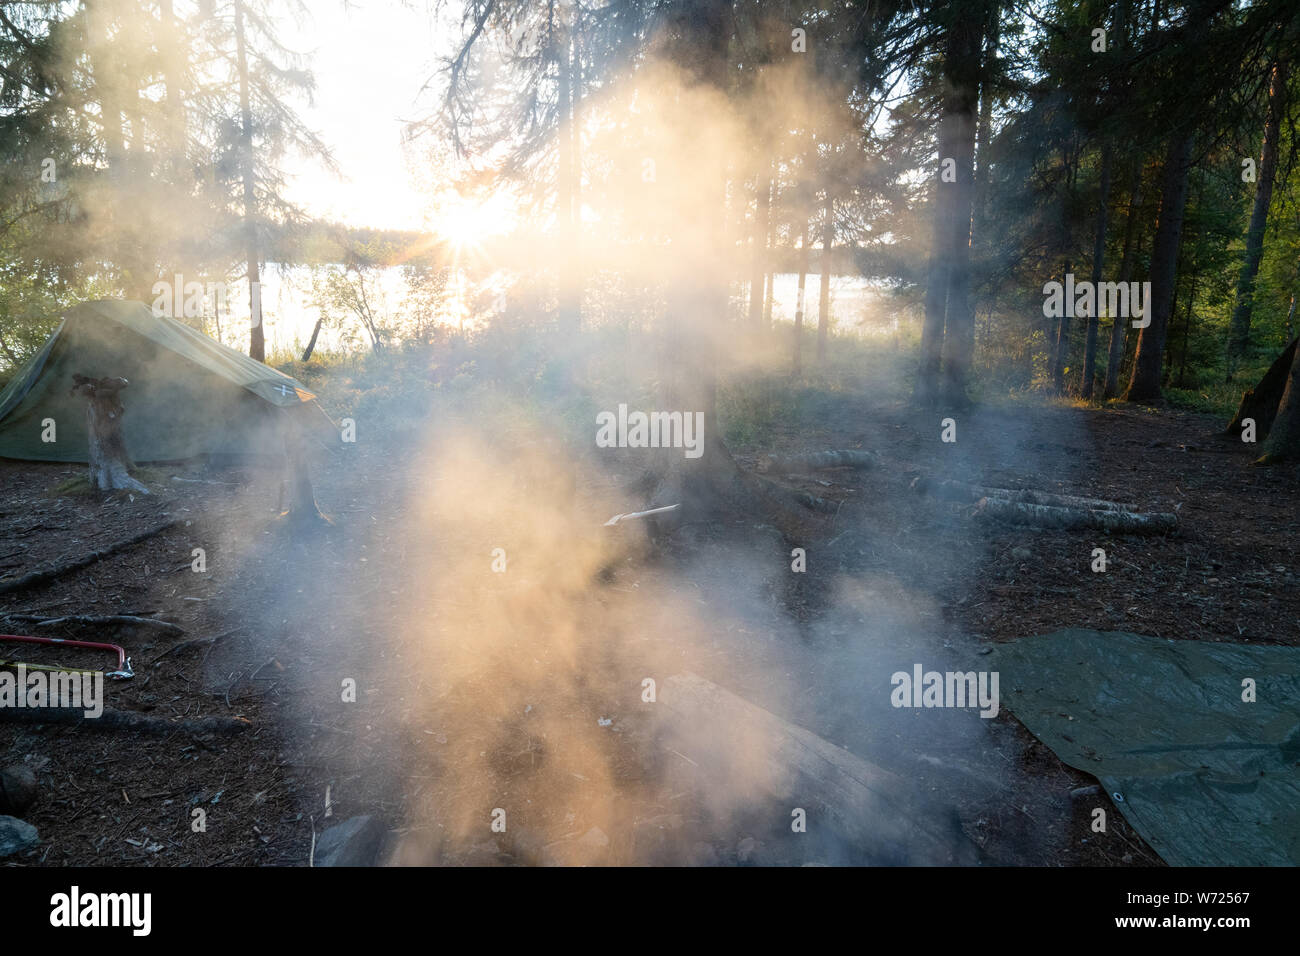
[275, 384, 294, 396]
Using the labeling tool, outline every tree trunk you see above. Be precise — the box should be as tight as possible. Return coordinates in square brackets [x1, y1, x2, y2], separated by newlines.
[70, 375, 149, 494]
[1256, 335, 1300, 464]
[557, 26, 580, 332]
[793, 222, 809, 375]
[762, 269, 773, 331]
[762, 163, 777, 331]
[916, 111, 954, 406]
[643, 0, 740, 516]
[1226, 58, 1288, 379]
[1052, 258, 1072, 391]
[159, 0, 186, 169]
[1103, 166, 1143, 398]
[1226, 336, 1298, 440]
[1177, 269, 1198, 388]
[971, 2, 999, 244]
[816, 190, 833, 363]
[1080, 143, 1113, 399]
[234, 0, 264, 362]
[1125, 130, 1194, 403]
[938, 3, 984, 406]
[748, 162, 771, 330]
[301, 317, 324, 362]
[1050, 141, 1077, 394]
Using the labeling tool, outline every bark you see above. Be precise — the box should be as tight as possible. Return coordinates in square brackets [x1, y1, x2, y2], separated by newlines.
[642, 0, 749, 519]
[762, 270, 773, 330]
[816, 190, 833, 363]
[1226, 59, 1289, 379]
[762, 167, 776, 331]
[748, 161, 772, 330]
[234, 0, 264, 362]
[1224, 337, 1296, 439]
[1176, 269, 1198, 388]
[301, 316, 324, 361]
[1255, 335, 1300, 463]
[938, 6, 983, 406]
[159, 0, 186, 167]
[557, 26, 580, 331]
[70, 375, 149, 494]
[1080, 144, 1113, 399]
[1051, 258, 1072, 393]
[793, 222, 810, 375]
[971, 3, 1000, 243]
[911, 476, 1138, 512]
[1103, 167, 1143, 398]
[973, 497, 1178, 535]
[916, 110, 955, 405]
[1125, 130, 1194, 402]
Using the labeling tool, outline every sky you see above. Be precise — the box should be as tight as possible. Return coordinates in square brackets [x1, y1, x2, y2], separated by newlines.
[280, 0, 447, 231]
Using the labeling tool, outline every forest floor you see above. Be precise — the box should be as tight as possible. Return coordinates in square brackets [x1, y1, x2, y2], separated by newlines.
[1, 380, 1296, 867]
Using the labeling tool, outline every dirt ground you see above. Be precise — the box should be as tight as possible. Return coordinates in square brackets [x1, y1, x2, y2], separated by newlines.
[1, 392, 1294, 866]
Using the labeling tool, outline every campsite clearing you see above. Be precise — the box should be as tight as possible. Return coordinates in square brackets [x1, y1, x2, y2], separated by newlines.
[2, 381, 1295, 866]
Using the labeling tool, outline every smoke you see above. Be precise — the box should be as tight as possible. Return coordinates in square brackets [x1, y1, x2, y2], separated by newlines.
[138, 49, 1086, 867]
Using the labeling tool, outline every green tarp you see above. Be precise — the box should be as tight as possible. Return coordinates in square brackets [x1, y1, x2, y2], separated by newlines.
[994, 629, 1300, 866]
[0, 300, 326, 462]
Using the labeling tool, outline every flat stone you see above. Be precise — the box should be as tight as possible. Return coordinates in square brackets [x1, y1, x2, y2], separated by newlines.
[0, 816, 39, 858]
[314, 815, 387, 867]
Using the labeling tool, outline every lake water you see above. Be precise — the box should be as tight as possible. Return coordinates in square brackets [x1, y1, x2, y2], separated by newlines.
[201, 268, 898, 357]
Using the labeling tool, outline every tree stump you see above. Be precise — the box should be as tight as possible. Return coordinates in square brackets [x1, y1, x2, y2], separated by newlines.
[69, 375, 149, 494]
[1225, 336, 1297, 441]
[278, 412, 329, 527]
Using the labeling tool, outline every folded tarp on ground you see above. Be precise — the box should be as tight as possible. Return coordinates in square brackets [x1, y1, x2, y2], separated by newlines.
[993, 629, 1300, 866]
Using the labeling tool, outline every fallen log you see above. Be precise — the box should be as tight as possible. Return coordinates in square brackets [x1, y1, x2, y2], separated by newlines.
[5, 614, 184, 635]
[757, 449, 879, 475]
[911, 476, 1138, 512]
[0, 519, 180, 596]
[0, 706, 251, 737]
[658, 672, 977, 865]
[973, 496, 1178, 534]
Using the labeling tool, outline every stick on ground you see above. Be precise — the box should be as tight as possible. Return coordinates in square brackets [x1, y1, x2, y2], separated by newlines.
[5, 614, 184, 635]
[0, 706, 252, 737]
[0, 519, 180, 596]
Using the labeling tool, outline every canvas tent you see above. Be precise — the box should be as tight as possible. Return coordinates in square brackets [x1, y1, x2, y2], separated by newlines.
[0, 300, 331, 463]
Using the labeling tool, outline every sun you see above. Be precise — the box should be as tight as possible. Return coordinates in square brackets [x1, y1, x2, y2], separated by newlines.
[436, 193, 513, 253]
